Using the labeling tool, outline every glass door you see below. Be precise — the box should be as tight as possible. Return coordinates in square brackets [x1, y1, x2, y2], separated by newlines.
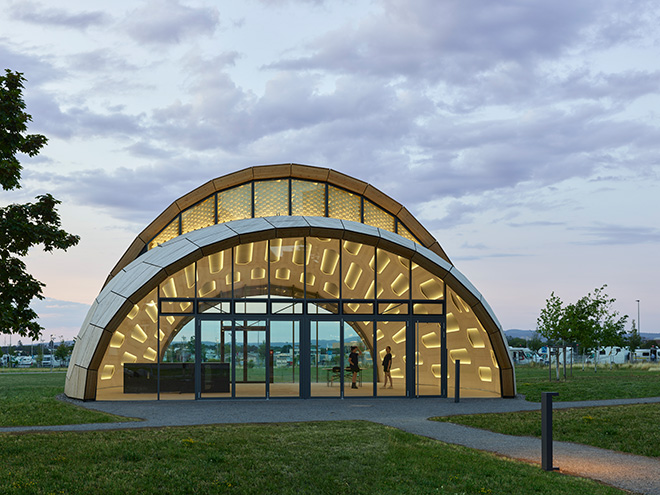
[234, 320, 267, 398]
[309, 320, 341, 397]
[199, 319, 232, 398]
[344, 322, 373, 397]
[269, 320, 300, 397]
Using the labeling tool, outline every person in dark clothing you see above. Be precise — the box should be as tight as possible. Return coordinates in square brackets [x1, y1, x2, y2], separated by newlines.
[349, 346, 361, 389]
[382, 345, 393, 388]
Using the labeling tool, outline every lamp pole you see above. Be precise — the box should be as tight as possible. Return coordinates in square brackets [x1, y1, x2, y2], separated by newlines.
[636, 300, 641, 335]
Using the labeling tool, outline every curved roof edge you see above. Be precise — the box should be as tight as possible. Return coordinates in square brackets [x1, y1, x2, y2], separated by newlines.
[105, 163, 451, 287]
[65, 216, 515, 400]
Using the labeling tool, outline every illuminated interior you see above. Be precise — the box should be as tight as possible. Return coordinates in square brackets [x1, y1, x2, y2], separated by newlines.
[65, 164, 514, 401]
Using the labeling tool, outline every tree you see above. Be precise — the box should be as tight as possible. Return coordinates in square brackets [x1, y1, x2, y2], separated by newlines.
[627, 319, 642, 360]
[0, 69, 79, 339]
[54, 339, 70, 363]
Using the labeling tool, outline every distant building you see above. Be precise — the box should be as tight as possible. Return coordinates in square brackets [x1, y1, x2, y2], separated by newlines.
[65, 164, 514, 400]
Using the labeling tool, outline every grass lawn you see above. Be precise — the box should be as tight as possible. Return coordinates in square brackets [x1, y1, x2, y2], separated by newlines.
[0, 372, 132, 427]
[515, 364, 660, 402]
[0, 421, 626, 495]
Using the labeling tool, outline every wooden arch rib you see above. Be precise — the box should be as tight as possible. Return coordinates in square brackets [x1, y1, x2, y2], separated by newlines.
[105, 163, 450, 286]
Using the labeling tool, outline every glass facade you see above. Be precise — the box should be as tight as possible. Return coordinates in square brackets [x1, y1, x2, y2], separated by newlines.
[96, 237, 501, 400]
[147, 178, 420, 249]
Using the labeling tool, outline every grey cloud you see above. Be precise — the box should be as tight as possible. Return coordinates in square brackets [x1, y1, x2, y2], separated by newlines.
[124, 0, 220, 45]
[8, 1, 109, 29]
[575, 224, 660, 245]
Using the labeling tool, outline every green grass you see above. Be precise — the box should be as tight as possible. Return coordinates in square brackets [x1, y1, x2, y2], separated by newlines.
[0, 421, 625, 495]
[0, 372, 132, 427]
[515, 364, 660, 401]
[434, 402, 660, 458]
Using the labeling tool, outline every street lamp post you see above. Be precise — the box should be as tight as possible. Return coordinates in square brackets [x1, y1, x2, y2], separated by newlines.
[636, 300, 641, 335]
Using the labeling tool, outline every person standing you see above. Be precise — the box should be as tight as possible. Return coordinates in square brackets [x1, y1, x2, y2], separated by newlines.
[382, 346, 393, 388]
[348, 346, 361, 389]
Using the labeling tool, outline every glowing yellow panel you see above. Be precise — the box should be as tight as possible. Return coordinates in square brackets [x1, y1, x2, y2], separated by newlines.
[145, 301, 158, 323]
[392, 326, 406, 344]
[275, 268, 291, 280]
[127, 305, 139, 319]
[421, 332, 440, 349]
[252, 267, 266, 280]
[320, 249, 339, 275]
[467, 328, 485, 348]
[255, 180, 289, 217]
[292, 180, 325, 216]
[328, 185, 361, 222]
[131, 324, 148, 343]
[109, 332, 125, 349]
[478, 367, 493, 382]
[121, 352, 137, 364]
[181, 196, 215, 235]
[431, 364, 442, 378]
[199, 280, 217, 297]
[218, 183, 251, 223]
[449, 349, 471, 364]
[397, 223, 419, 244]
[343, 262, 362, 290]
[447, 313, 460, 333]
[376, 329, 384, 340]
[390, 368, 405, 378]
[323, 282, 339, 298]
[235, 243, 253, 265]
[420, 279, 444, 300]
[342, 240, 362, 255]
[364, 200, 395, 231]
[100, 365, 115, 380]
[149, 218, 179, 249]
[391, 273, 409, 296]
[143, 347, 157, 362]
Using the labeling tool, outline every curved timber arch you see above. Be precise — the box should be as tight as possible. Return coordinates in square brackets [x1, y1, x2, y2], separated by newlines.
[66, 166, 515, 401]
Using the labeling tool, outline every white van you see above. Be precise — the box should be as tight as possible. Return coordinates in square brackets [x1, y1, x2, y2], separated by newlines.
[42, 355, 62, 368]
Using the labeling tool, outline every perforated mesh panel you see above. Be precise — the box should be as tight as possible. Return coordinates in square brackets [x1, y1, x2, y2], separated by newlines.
[149, 219, 179, 249]
[397, 223, 417, 243]
[182, 196, 215, 235]
[292, 180, 325, 216]
[255, 180, 289, 217]
[364, 200, 395, 231]
[218, 183, 251, 223]
[328, 185, 361, 222]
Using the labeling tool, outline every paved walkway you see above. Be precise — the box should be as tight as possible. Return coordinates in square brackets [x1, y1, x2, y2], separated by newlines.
[3, 396, 660, 494]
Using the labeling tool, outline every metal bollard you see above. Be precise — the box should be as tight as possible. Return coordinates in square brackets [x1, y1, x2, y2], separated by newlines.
[454, 359, 460, 403]
[542, 391, 559, 471]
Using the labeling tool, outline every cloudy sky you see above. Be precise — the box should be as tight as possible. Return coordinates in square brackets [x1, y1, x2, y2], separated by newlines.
[2, 0, 658, 343]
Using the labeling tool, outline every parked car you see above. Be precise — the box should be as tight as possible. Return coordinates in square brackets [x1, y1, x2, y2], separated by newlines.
[41, 355, 62, 368]
[16, 355, 34, 367]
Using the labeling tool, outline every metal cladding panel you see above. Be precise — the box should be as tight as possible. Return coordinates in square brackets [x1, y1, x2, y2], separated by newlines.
[64, 365, 89, 400]
[378, 228, 417, 258]
[264, 215, 311, 238]
[71, 324, 105, 370]
[340, 219, 381, 244]
[90, 287, 128, 329]
[184, 222, 237, 247]
[305, 216, 345, 238]
[112, 262, 165, 300]
[142, 236, 200, 268]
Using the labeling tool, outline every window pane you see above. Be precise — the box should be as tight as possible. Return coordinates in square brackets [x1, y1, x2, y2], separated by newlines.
[255, 179, 289, 217]
[292, 180, 325, 216]
[342, 241, 375, 299]
[197, 249, 232, 298]
[345, 322, 373, 396]
[377, 321, 406, 396]
[234, 241, 269, 298]
[218, 183, 252, 223]
[364, 200, 395, 231]
[181, 196, 215, 235]
[149, 218, 179, 249]
[310, 320, 341, 397]
[270, 238, 305, 298]
[307, 237, 340, 299]
[328, 186, 361, 222]
[270, 320, 300, 397]
[375, 249, 409, 299]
